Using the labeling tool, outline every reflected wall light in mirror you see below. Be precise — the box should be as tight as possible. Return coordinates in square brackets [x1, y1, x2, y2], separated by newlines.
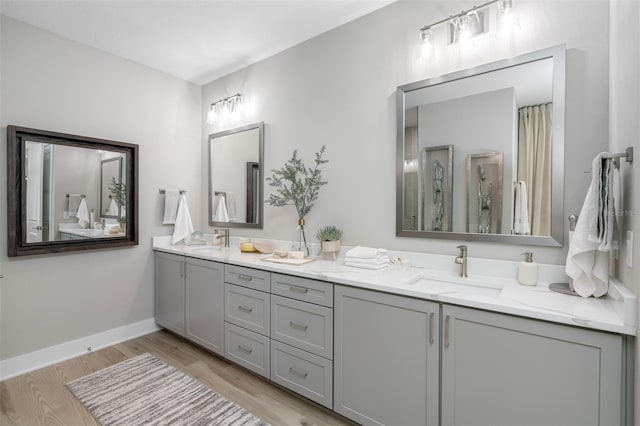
[397, 45, 565, 247]
[7, 126, 139, 257]
[209, 122, 264, 229]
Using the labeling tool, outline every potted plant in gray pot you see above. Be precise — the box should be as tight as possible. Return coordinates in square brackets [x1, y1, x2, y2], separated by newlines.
[316, 225, 342, 260]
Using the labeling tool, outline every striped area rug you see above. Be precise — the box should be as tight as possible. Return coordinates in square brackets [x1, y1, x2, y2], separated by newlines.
[66, 352, 269, 426]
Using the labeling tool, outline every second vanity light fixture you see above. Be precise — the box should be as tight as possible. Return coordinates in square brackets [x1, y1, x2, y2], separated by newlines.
[420, 0, 513, 50]
[207, 93, 243, 124]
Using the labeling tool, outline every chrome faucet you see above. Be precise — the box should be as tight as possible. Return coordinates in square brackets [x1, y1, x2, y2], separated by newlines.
[455, 245, 468, 278]
[215, 229, 230, 247]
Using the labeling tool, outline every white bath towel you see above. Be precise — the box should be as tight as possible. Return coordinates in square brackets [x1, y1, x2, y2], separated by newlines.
[513, 181, 530, 235]
[107, 198, 119, 216]
[345, 246, 388, 259]
[172, 194, 194, 245]
[162, 189, 180, 225]
[566, 153, 618, 298]
[345, 254, 389, 264]
[345, 260, 390, 270]
[215, 194, 230, 222]
[76, 198, 90, 229]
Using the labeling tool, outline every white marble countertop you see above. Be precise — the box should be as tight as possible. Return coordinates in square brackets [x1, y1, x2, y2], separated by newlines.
[153, 236, 637, 336]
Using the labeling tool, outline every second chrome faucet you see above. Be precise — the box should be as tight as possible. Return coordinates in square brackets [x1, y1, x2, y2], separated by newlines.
[455, 245, 468, 278]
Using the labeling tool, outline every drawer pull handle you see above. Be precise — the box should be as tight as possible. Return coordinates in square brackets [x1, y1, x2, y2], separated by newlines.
[238, 305, 253, 313]
[238, 344, 253, 354]
[289, 367, 308, 378]
[289, 321, 308, 331]
[289, 285, 309, 294]
[238, 274, 253, 281]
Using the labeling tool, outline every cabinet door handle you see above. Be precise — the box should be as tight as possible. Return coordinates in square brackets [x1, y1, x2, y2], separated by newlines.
[429, 312, 434, 345]
[289, 321, 308, 331]
[238, 274, 253, 281]
[238, 344, 253, 354]
[238, 305, 253, 313]
[289, 285, 309, 294]
[289, 367, 308, 378]
[444, 315, 450, 348]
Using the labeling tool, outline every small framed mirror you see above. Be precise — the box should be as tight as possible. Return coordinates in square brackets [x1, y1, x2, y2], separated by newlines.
[7, 126, 139, 257]
[208, 122, 264, 229]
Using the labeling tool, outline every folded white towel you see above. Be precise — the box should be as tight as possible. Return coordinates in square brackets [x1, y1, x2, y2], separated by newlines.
[76, 198, 90, 229]
[345, 254, 389, 265]
[172, 194, 194, 245]
[345, 246, 388, 259]
[162, 189, 180, 225]
[345, 260, 389, 270]
[107, 198, 119, 216]
[513, 181, 530, 235]
[566, 153, 614, 298]
[215, 194, 230, 222]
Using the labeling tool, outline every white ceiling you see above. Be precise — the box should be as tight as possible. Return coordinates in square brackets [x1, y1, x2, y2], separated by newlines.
[0, 0, 393, 85]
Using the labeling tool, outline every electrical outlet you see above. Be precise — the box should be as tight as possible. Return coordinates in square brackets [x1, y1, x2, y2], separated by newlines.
[625, 231, 633, 268]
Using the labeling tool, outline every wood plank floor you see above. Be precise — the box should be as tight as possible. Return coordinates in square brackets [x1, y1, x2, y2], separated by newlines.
[1, 330, 354, 425]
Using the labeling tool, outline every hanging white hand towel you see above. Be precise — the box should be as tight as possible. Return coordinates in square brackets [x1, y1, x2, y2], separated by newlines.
[76, 198, 90, 229]
[162, 189, 181, 225]
[513, 181, 530, 235]
[225, 192, 237, 221]
[107, 198, 119, 216]
[172, 194, 194, 245]
[215, 194, 230, 222]
[565, 153, 610, 298]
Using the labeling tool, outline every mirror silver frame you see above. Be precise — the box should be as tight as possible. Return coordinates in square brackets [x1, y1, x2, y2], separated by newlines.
[208, 122, 264, 229]
[396, 45, 565, 247]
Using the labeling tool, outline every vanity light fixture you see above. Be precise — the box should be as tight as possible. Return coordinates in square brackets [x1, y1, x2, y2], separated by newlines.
[419, 0, 514, 48]
[207, 93, 243, 124]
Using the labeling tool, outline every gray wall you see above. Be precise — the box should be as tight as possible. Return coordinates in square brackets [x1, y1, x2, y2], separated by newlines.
[0, 16, 202, 360]
[202, 0, 609, 265]
[609, 0, 640, 419]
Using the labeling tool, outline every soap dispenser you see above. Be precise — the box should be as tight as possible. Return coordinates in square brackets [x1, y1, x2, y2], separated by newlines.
[518, 252, 538, 286]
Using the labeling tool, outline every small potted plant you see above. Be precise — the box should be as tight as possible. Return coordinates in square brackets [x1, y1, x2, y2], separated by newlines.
[316, 225, 342, 260]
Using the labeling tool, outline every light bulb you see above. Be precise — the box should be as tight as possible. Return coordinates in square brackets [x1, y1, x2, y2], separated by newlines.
[420, 28, 433, 58]
[458, 15, 472, 43]
[207, 104, 217, 124]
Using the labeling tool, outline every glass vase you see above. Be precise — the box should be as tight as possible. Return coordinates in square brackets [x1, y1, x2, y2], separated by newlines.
[298, 218, 310, 257]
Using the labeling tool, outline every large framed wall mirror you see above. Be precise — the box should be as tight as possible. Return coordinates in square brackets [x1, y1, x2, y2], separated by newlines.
[209, 122, 264, 229]
[7, 126, 139, 256]
[397, 45, 565, 246]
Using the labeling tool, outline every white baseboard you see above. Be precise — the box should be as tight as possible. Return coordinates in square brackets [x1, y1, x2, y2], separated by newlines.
[0, 318, 161, 381]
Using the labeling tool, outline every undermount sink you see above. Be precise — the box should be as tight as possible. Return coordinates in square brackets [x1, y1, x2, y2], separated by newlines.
[404, 274, 503, 298]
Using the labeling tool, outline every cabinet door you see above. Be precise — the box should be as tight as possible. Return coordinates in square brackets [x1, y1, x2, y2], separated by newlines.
[155, 252, 185, 335]
[334, 285, 439, 426]
[441, 304, 623, 426]
[186, 258, 225, 356]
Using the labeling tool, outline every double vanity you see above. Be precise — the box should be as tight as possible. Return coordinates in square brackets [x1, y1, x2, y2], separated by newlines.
[153, 236, 635, 426]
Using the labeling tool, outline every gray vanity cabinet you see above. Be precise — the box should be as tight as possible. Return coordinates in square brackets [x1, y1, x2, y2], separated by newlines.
[185, 258, 225, 356]
[334, 285, 440, 426]
[155, 252, 225, 357]
[155, 252, 185, 335]
[441, 304, 624, 426]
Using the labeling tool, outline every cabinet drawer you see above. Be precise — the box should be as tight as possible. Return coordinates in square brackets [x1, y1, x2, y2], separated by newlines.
[224, 284, 270, 336]
[271, 295, 333, 359]
[225, 323, 270, 379]
[271, 340, 333, 409]
[225, 264, 270, 292]
[271, 273, 333, 307]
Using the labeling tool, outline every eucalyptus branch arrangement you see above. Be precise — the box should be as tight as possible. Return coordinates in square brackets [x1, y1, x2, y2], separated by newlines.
[266, 145, 328, 254]
[109, 177, 127, 207]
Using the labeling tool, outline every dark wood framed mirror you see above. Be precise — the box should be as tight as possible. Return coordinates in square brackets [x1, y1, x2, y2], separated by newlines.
[7, 125, 139, 256]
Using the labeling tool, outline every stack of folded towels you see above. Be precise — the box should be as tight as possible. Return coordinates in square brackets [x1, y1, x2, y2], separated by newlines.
[344, 246, 390, 270]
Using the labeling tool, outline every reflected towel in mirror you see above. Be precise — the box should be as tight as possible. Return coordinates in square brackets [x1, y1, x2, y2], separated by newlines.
[513, 181, 530, 235]
[225, 192, 237, 221]
[66, 194, 83, 218]
[76, 198, 90, 229]
[214, 194, 230, 222]
[107, 198, 119, 216]
[172, 194, 194, 245]
[162, 189, 180, 225]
